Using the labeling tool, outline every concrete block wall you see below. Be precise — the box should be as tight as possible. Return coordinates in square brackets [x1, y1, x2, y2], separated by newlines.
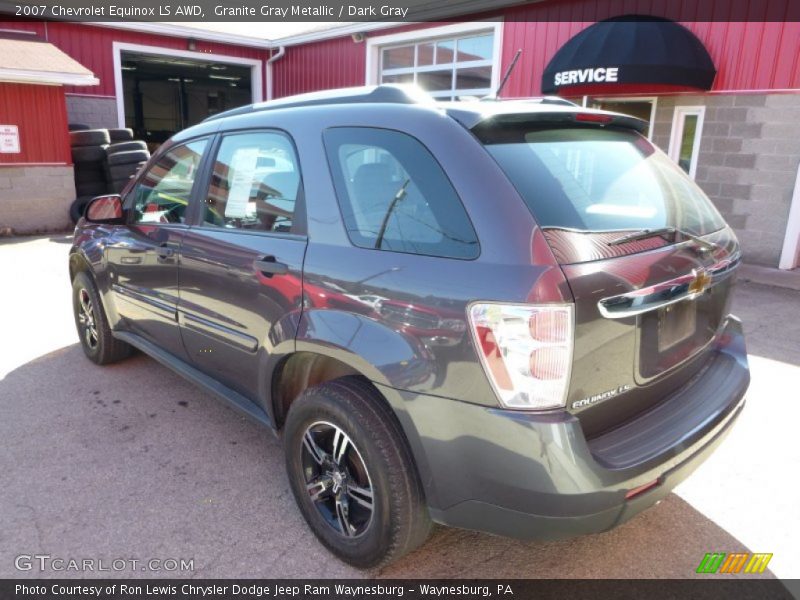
[652, 93, 800, 267]
[65, 95, 119, 129]
[0, 166, 76, 234]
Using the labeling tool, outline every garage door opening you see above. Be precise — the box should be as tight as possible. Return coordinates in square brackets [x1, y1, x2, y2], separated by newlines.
[117, 48, 258, 146]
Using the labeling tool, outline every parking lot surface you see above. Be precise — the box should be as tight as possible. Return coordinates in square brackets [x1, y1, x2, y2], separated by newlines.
[1, 234, 799, 579]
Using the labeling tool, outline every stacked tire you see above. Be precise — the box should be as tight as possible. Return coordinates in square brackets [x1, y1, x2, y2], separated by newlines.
[68, 127, 152, 223]
[106, 129, 149, 194]
[69, 129, 110, 223]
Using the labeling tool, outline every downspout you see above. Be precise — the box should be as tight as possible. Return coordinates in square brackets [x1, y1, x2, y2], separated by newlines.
[266, 46, 286, 101]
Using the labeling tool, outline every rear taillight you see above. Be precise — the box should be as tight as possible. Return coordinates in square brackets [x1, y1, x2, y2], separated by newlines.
[469, 303, 574, 410]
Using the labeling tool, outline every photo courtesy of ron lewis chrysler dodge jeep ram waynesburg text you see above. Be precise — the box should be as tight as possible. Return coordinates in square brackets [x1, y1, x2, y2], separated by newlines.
[69, 85, 748, 568]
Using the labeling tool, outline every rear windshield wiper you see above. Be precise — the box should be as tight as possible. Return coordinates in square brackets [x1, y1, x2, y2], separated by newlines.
[607, 226, 718, 251]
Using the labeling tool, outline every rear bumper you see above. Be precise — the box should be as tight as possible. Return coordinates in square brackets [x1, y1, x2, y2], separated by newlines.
[378, 316, 749, 540]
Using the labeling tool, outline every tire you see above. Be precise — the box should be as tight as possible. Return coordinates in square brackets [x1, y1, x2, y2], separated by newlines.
[109, 163, 138, 181]
[108, 128, 134, 142]
[70, 129, 110, 147]
[74, 167, 106, 184]
[68, 123, 90, 131]
[108, 140, 147, 154]
[107, 149, 149, 166]
[69, 196, 93, 224]
[71, 145, 108, 164]
[111, 178, 132, 194]
[283, 377, 432, 568]
[76, 181, 108, 197]
[72, 271, 132, 365]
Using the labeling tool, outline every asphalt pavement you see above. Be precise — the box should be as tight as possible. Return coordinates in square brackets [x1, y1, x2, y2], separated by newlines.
[1, 234, 798, 579]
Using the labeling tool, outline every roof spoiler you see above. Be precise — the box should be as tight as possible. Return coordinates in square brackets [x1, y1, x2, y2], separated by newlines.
[449, 107, 649, 134]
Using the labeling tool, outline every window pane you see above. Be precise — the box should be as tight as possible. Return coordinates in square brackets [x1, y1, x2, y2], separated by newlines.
[456, 34, 493, 62]
[204, 132, 300, 233]
[383, 45, 414, 69]
[455, 66, 492, 90]
[417, 70, 452, 92]
[132, 139, 207, 224]
[323, 127, 479, 259]
[435, 40, 455, 64]
[382, 72, 414, 84]
[678, 114, 698, 174]
[417, 42, 435, 66]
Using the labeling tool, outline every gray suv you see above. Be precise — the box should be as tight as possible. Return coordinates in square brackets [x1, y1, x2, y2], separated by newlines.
[70, 85, 749, 568]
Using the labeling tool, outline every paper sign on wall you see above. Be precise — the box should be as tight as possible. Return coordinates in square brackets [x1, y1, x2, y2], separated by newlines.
[225, 147, 260, 218]
[0, 125, 20, 154]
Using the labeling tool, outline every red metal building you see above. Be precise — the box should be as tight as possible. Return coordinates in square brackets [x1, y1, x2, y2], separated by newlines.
[1, 1, 799, 267]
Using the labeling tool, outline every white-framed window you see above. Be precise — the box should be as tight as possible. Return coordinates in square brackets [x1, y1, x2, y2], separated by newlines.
[668, 106, 706, 180]
[366, 21, 503, 101]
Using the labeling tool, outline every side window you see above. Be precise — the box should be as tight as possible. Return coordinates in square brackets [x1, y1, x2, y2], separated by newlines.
[323, 127, 479, 259]
[202, 131, 300, 234]
[131, 139, 207, 224]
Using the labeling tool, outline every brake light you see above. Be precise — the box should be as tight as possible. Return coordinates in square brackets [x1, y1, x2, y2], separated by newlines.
[469, 304, 574, 410]
[575, 112, 613, 124]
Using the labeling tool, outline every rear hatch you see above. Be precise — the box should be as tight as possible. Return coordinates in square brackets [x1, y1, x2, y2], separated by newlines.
[472, 115, 740, 437]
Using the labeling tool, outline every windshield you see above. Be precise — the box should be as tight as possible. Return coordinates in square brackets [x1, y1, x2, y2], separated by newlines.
[476, 125, 725, 236]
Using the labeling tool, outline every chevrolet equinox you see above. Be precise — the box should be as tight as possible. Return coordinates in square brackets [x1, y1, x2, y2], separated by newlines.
[69, 85, 749, 567]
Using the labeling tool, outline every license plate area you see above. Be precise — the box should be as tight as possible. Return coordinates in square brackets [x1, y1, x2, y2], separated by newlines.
[657, 301, 697, 353]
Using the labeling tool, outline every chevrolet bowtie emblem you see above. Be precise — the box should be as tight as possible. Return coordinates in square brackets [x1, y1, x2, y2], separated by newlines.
[688, 270, 712, 295]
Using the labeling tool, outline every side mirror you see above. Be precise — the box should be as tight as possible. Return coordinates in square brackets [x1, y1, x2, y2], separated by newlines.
[85, 195, 124, 224]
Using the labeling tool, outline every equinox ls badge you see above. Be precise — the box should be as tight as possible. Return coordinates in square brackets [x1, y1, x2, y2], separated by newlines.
[572, 385, 632, 410]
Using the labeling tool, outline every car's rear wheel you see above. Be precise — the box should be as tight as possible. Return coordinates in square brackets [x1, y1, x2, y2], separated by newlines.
[72, 271, 132, 365]
[283, 377, 432, 568]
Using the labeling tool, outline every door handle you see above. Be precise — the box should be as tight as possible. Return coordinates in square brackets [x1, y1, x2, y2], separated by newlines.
[156, 243, 175, 259]
[254, 256, 288, 277]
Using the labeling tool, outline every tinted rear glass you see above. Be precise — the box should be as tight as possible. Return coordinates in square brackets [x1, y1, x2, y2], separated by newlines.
[476, 125, 725, 235]
[324, 127, 479, 259]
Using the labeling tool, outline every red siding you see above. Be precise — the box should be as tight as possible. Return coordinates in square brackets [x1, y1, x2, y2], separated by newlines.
[0, 82, 70, 164]
[272, 36, 366, 98]
[501, 0, 800, 97]
[0, 21, 269, 97]
[274, 1, 800, 99]
[272, 22, 460, 98]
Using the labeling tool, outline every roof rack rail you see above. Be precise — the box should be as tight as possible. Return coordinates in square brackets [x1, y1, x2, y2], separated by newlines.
[205, 84, 433, 122]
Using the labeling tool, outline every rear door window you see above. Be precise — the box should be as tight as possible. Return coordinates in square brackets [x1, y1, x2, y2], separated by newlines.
[202, 131, 300, 234]
[475, 125, 725, 236]
[323, 127, 479, 259]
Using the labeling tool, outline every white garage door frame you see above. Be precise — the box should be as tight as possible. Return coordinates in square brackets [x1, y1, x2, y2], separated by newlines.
[112, 41, 264, 129]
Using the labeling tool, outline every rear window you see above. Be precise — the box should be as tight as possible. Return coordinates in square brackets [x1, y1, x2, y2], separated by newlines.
[475, 125, 725, 236]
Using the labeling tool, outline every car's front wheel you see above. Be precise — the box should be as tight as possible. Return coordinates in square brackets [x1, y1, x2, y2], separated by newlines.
[283, 377, 432, 568]
[72, 271, 132, 365]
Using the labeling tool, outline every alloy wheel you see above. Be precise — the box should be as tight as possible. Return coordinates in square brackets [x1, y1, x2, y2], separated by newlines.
[300, 421, 374, 538]
[77, 288, 99, 350]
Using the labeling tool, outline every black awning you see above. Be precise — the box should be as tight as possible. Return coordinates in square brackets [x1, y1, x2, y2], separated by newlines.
[541, 16, 716, 95]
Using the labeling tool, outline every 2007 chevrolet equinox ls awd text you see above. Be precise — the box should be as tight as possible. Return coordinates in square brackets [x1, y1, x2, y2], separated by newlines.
[70, 85, 749, 567]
